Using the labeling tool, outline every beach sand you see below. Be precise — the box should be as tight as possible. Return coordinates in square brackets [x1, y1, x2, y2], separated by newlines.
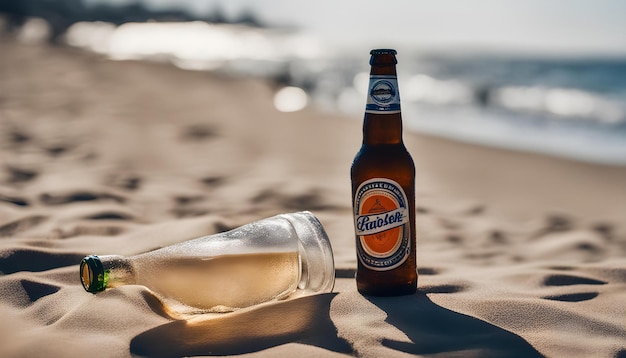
[1, 36, 625, 357]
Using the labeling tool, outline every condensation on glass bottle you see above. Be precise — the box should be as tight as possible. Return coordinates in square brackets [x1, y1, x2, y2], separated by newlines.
[80, 211, 335, 314]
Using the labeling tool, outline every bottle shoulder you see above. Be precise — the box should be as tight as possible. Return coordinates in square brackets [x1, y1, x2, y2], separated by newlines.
[353, 143, 414, 164]
[351, 143, 415, 177]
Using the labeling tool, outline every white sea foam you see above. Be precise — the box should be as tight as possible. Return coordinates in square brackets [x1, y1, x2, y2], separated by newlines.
[492, 86, 625, 124]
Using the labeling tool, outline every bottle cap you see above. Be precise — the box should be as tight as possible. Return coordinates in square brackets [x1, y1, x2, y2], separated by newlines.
[80, 255, 107, 293]
[369, 49, 398, 65]
[370, 49, 397, 55]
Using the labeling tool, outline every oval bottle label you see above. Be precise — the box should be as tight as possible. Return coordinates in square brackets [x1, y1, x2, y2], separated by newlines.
[354, 178, 410, 271]
[365, 75, 401, 114]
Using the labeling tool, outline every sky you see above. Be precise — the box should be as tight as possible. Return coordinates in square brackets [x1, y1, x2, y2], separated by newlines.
[89, 0, 626, 56]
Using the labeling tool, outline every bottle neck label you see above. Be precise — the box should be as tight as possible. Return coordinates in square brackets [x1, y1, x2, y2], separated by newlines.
[365, 75, 401, 114]
[354, 178, 410, 271]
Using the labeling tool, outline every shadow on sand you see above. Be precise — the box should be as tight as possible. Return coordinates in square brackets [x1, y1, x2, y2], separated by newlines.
[130, 293, 352, 357]
[131, 289, 544, 357]
[366, 291, 544, 357]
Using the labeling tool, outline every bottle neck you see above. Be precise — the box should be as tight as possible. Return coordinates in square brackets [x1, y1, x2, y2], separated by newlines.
[101, 255, 135, 288]
[80, 255, 135, 292]
[363, 113, 403, 145]
[363, 51, 403, 145]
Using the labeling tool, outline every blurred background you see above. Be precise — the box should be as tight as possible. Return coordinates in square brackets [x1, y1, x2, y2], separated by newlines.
[2, 0, 625, 165]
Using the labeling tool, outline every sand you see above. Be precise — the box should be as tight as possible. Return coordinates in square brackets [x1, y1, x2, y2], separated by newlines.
[1, 36, 625, 357]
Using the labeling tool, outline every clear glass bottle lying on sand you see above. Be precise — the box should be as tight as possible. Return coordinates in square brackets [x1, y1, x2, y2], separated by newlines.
[79, 211, 335, 314]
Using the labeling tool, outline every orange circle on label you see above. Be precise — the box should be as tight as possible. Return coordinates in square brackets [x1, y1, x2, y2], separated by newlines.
[360, 194, 401, 255]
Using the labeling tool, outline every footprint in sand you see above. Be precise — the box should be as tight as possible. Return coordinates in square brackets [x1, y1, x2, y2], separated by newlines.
[181, 124, 219, 141]
[39, 191, 126, 205]
[44, 144, 71, 157]
[446, 234, 463, 245]
[0, 215, 47, 237]
[8, 129, 31, 145]
[543, 274, 607, 286]
[541, 273, 607, 303]
[58, 222, 127, 238]
[542, 292, 599, 302]
[416, 268, 465, 294]
[213, 221, 234, 233]
[171, 194, 209, 218]
[200, 176, 225, 188]
[438, 217, 461, 230]
[545, 265, 575, 271]
[280, 191, 335, 211]
[19, 279, 61, 302]
[252, 187, 338, 211]
[0, 248, 85, 274]
[107, 173, 143, 191]
[490, 230, 508, 244]
[4, 165, 39, 183]
[417, 267, 441, 275]
[532, 214, 574, 239]
[420, 284, 467, 294]
[464, 204, 485, 215]
[590, 222, 614, 241]
[0, 278, 60, 308]
[174, 195, 205, 206]
[0, 194, 30, 207]
[84, 211, 134, 221]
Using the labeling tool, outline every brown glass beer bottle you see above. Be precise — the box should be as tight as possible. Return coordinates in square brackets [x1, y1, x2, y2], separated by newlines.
[351, 49, 417, 296]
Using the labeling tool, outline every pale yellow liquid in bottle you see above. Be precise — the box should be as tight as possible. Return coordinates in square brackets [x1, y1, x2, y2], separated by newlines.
[133, 251, 300, 312]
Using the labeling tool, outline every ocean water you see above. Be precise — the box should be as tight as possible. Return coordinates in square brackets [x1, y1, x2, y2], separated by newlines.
[294, 53, 626, 166]
[387, 56, 626, 165]
[59, 21, 626, 166]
